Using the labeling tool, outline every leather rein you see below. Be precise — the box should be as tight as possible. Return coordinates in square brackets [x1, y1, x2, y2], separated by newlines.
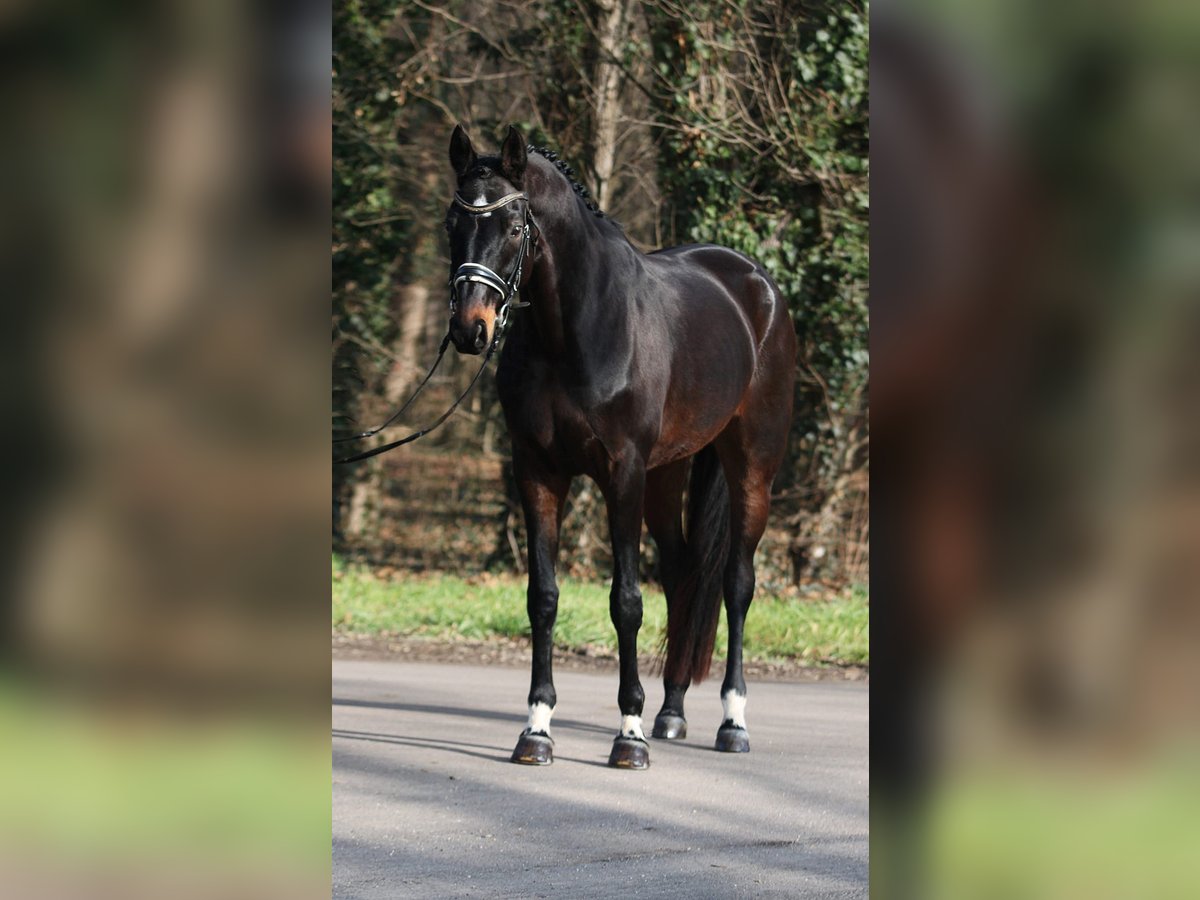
[334, 191, 535, 464]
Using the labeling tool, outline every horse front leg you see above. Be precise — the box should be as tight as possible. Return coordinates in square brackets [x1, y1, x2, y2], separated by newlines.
[603, 459, 651, 769]
[510, 461, 568, 766]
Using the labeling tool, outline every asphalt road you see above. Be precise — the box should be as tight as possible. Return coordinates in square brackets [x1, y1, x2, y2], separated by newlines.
[333, 659, 868, 899]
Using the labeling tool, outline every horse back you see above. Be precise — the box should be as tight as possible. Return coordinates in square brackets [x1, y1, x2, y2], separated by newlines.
[647, 243, 787, 352]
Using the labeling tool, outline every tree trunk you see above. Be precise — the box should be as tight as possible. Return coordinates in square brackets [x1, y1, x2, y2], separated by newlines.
[385, 282, 429, 403]
[592, 0, 631, 212]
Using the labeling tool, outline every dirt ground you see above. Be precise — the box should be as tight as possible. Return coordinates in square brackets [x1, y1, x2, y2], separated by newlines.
[332, 632, 868, 684]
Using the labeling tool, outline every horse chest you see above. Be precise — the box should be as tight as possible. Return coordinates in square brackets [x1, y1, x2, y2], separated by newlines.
[505, 370, 634, 476]
[554, 390, 623, 471]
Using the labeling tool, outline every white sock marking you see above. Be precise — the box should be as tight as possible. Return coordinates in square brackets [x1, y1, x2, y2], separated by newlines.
[722, 691, 748, 729]
[527, 702, 554, 736]
[620, 715, 645, 740]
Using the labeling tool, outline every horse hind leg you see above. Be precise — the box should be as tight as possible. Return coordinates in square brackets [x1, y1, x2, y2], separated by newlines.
[650, 445, 733, 739]
[643, 460, 690, 740]
[714, 433, 782, 753]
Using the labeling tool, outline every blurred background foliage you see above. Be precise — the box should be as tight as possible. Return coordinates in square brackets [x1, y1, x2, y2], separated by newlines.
[333, 0, 868, 592]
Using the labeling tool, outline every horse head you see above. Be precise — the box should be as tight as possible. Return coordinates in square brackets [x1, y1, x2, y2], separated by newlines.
[444, 124, 533, 355]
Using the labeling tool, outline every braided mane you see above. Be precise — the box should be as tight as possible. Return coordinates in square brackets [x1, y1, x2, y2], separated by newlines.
[527, 145, 607, 219]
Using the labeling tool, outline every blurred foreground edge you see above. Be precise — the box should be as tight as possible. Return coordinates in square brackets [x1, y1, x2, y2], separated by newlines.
[1, 2, 332, 898]
[872, 3, 1200, 899]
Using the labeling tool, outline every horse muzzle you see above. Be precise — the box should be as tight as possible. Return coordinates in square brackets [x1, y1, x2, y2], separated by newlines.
[449, 307, 494, 355]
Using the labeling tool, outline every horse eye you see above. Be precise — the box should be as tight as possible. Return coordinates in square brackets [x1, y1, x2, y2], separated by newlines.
[511, 227, 520, 237]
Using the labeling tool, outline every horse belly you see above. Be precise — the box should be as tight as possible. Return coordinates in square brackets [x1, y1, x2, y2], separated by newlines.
[648, 326, 755, 468]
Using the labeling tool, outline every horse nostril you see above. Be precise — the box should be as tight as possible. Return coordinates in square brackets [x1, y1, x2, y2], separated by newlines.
[473, 319, 487, 350]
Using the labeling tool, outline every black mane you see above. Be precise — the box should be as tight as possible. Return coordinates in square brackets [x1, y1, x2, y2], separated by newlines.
[527, 145, 606, 219]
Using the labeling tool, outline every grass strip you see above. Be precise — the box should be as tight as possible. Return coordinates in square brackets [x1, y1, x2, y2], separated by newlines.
[333, 555, 868, 666]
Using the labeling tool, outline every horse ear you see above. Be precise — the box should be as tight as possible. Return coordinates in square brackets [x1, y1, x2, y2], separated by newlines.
[449, 124, 477, 178]
[500, 125, 527, 187]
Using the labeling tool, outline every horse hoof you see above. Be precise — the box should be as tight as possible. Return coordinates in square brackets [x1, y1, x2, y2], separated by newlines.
[607, 736, 650, 769]
[652, 713, 687, 740]
[715, 724, 750, 753]
[511, 731, 554, 765]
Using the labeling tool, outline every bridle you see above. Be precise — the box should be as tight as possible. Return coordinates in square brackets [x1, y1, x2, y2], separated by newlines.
[334, 188, 538, 465]
[448, 190, 536, 334]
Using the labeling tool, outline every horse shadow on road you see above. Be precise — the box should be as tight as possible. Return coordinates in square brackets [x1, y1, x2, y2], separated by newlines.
[333, 696, 614, 767]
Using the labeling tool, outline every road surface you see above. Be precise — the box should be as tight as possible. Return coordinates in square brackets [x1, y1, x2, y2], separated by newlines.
[333, 659, 868, 898]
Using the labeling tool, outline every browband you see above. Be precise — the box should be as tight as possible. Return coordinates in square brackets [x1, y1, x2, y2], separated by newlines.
[452, 191, 528, 214]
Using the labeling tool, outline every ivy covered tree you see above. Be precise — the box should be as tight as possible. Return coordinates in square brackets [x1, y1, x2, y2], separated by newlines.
[648, 0, 869, 581]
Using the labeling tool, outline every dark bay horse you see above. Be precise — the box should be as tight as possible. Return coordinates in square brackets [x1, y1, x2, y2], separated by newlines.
[444, 124, 795, 769]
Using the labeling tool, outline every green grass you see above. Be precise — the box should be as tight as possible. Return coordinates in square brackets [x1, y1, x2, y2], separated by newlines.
[924, 758, 1200, 899]
[0, 679, 330, 867]
[333, 555, 868, 666]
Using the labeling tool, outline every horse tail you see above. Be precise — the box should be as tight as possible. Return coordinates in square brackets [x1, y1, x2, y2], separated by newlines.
[665, 444, 731, 685]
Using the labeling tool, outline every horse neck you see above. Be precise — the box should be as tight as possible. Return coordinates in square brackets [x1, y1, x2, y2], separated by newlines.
[524, 176, 633, 360]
